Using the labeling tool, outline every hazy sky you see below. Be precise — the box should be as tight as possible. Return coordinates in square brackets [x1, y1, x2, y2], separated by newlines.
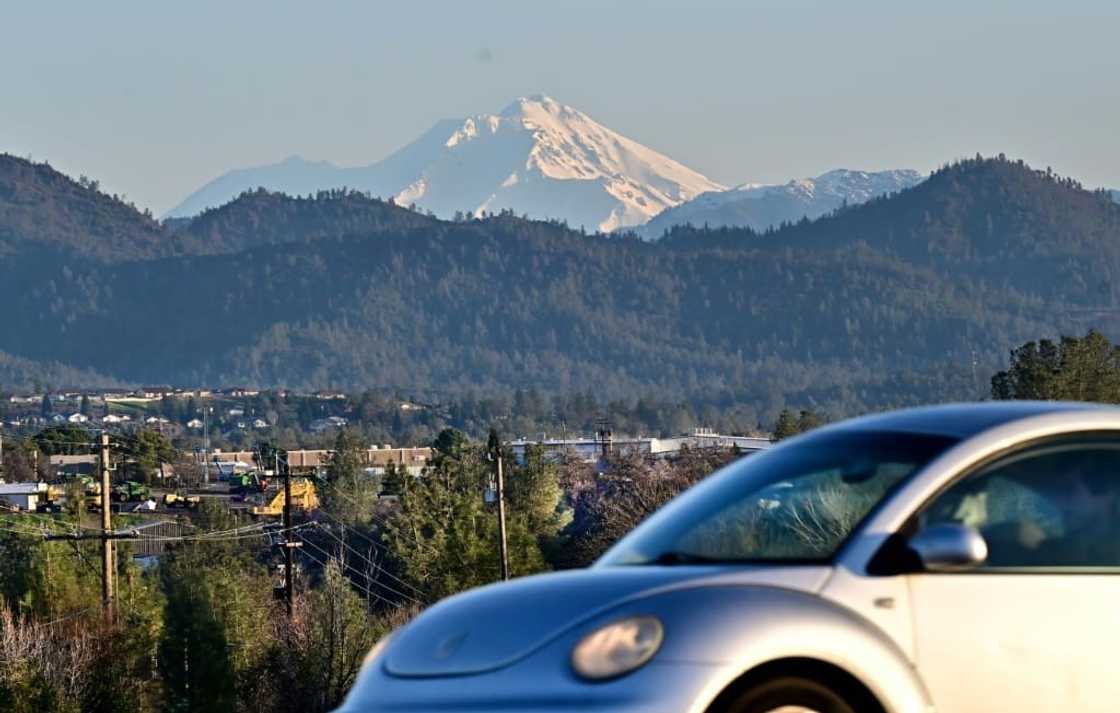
[4, 0, 1118, 214]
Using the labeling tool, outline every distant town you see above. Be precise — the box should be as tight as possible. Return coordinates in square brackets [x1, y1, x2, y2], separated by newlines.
[0, 384, 778, 514]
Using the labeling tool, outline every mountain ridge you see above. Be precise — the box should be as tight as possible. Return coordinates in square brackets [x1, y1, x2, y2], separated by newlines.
[1, 154, 1118, 417]
[637, 168, 925, 238]
[165, 95, 724, 232]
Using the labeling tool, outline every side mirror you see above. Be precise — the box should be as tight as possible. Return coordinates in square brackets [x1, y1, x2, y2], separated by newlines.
[908, 523, 988, 572]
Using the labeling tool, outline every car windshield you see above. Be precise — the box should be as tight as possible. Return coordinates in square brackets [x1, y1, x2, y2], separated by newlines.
[597, 430, 958, 566]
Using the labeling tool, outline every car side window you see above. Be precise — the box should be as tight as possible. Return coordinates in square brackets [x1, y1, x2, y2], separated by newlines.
[919, 439, 1120, 569]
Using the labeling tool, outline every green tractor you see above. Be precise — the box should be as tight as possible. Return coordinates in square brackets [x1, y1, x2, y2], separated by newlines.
[229, 472, 269, 498]
[113, 480, 152, 503]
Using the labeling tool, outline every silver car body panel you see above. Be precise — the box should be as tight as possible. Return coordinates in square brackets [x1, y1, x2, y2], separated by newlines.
[342, 578, 933, 713]
[382, 566, 832, 678]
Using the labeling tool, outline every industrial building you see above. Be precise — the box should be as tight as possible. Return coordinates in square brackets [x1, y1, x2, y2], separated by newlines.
[507, 427, 772, 465]
[0, 483, 43, 511]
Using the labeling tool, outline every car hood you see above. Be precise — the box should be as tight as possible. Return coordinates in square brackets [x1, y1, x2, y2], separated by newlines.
[383, 564, 831, 677]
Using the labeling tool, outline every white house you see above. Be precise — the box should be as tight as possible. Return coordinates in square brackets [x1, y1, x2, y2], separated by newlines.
[102, 414, 125, 424]
[67, 413, 90, 424]
[309, 416, 349, 433]
[252, 418, 269, 429]
[187, 418, 204, 429]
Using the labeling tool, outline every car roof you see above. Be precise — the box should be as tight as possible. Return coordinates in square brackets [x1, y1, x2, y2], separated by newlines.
[831, 401, 1118, 440]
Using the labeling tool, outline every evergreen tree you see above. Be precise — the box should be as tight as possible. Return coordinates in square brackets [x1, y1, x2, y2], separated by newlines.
[992, 329, 1120, 402]
[34, 424, 93, 455]
[380, 461, 404, 498]
[320, 429, 378, 527]
[796, 409, 824, 434]
[772, 409, 799, 441]
[382, 439, 546, 601]
[121, 430, 175, 484]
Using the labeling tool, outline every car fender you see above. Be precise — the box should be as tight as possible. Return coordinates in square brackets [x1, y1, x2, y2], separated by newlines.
[609, 584, 932, 713]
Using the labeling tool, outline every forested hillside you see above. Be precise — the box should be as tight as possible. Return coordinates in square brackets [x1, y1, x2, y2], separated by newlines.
[0, 350, 125, 390]
[0, 154, 165, 261]
[1, 154, 1117, 416]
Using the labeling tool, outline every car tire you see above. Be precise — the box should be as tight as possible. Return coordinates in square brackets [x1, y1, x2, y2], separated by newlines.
[720, 676, 859, 713]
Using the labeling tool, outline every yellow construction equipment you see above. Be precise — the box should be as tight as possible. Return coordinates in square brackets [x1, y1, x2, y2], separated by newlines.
[163, 491, 201, 509]
[250, 479, 319, 518]
[36, 483, 67, 513]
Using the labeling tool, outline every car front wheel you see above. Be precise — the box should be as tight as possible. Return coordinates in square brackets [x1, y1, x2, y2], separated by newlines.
[719, 676, 859, 713]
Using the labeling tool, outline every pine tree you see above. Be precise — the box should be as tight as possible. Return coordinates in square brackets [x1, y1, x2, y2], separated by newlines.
[320, 429, 378, 527]
[772, 409, 799, 441]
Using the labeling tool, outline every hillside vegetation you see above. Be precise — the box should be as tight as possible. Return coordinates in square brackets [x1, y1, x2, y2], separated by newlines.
[1, 153, 1117, 417]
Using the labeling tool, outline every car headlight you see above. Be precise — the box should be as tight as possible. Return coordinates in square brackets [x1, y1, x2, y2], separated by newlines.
[571, 616, 664, 681]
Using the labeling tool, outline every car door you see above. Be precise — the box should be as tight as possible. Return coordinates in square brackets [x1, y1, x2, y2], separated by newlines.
[906, 435, 1120, 713]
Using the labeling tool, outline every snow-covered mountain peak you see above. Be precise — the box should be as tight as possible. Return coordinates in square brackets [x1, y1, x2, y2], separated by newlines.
[811, 168, 924, 202]
[165, 95, 724, 232]
[499, 94, 569, 119]
[636, 167, 926, 239]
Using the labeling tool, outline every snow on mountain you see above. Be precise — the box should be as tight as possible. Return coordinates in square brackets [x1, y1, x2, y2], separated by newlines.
[636, 168, 926, 239]
[166, 95, 724, 232]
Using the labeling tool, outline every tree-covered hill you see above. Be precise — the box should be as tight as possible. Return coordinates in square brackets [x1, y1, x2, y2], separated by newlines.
[0, 154, 165, 261]
[666, 156, 1120, 305]
[0, 349, 126, 391]
[0, 154, 1115, 416]
[170, 187, 439, 256]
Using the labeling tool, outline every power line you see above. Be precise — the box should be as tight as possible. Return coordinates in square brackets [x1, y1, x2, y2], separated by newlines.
[312, 522, 423, 604]
[137, 526, 305, 544]
[313, 508, 426, 599]
[298, 536, 404, 611]
[319, 484, 440, 556]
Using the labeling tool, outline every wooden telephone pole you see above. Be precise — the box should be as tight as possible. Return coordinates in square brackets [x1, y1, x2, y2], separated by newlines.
[261, 445, 300, 616]
[99, 432, 114, 621]
[282, 451, 294, 614]
[495, 452, 509, 581]
[487, 429, 509, 581]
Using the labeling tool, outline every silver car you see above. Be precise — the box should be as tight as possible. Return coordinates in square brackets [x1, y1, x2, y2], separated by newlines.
[337, 402, 1120, 713]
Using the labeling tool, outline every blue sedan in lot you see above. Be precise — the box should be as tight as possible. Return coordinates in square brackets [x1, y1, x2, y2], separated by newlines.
[337, 402, 1120, 713]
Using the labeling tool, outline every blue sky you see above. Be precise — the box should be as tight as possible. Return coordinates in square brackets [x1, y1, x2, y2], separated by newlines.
[3, 0, 1117, 213]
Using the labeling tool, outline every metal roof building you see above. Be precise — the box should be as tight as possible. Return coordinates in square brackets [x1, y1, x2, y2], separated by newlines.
[0, 483, 43, 512]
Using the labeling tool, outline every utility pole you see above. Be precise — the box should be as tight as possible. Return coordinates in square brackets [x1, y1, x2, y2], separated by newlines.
[282, 450, 296, 614]
[202, 406, 211, 485]
[487, 429, 509, 581]
[99, 432, 114, 621]
[495, 451, 509, 581]
[597, 417, 613, 463]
